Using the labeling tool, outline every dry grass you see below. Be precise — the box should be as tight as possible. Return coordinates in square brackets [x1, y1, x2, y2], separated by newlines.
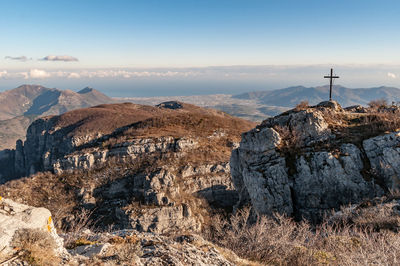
[319, 105, 400, 147]
[331, 192, 400, 232]
[205, 208, 400, 265]
[11, 228, 60, 266]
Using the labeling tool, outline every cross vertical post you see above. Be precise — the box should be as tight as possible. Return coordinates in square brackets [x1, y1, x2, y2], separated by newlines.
[324, 68, 339, 101]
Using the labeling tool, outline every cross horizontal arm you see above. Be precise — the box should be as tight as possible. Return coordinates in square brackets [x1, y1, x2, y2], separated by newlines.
[324, 76, 339, 78]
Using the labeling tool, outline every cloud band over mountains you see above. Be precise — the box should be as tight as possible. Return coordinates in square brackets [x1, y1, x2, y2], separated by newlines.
[1, 65, 400, 91]
[41, 55, 79, 62]
[4, 55, 78, 62]
[4, 56, 29, 62]
[0, 69, 200, 79]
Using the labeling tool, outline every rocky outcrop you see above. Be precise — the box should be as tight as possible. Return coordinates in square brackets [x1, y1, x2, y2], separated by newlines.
[1, 119, 235, 233]
[88, 162, 235, 234]
[0, 118, 198, 180]
[22, 116, 101, 176]
[231, 101, 400, 221]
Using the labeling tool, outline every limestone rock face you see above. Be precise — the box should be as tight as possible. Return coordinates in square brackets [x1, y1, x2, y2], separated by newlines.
[230, 101, 398, 221]
[51, 137, 197, 174]
[22, 117, 101, 176]
[293, 144, 382, 220]
[0, 197, 65, 257]
[363, 132, 400, 190]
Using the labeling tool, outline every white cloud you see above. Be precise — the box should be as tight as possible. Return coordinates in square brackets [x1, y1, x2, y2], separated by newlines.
[0, 70, 28, 79]
[29, 69, 51, 79]
[68, 72, 80, 79]
[388, 72, 397, 79]
[0, 70, 8, 78]
[41, 55, 79, 62]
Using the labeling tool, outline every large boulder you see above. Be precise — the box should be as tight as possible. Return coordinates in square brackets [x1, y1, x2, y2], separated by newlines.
[230, 102, 399, 221]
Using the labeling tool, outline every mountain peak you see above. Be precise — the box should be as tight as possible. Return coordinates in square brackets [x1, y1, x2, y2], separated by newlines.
[78, 87, 94, 94]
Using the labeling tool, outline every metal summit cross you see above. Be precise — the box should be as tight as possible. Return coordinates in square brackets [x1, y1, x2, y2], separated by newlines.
[324, 68, 339, 101]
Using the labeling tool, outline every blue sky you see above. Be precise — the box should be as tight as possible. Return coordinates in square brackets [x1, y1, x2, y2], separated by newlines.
[1, 0, 400, 96]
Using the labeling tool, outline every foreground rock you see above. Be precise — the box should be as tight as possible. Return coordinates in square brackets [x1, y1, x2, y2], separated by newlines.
[0, 197, 65, 263]
[231, 101, 400, 221]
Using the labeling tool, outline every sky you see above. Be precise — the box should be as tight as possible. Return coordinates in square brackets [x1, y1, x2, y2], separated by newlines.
[1, 0, 400, 96]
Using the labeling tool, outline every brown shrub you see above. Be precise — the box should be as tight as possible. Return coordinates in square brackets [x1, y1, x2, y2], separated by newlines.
[205, 208, 400, 265]
[11, 228, 60, 266]
[273, 125, 303, 150]
[105, 235, 142, 263]
[368, 98, 388, 110]
[295, 101, 309, 111]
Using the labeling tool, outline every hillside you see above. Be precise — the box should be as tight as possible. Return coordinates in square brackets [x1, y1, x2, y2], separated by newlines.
[0, 85, 114, 149]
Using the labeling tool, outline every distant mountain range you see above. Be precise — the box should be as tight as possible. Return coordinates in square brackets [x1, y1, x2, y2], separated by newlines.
[123, 85, 400, 122]
[233, 85, 400, 107]
[0, 85, 114, 150]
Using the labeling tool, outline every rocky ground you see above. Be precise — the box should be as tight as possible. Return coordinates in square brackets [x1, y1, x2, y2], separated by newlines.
[0, 197, 256, 266]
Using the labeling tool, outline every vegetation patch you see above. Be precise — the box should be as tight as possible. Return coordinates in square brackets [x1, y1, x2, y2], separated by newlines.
[11, 228, 60, 266]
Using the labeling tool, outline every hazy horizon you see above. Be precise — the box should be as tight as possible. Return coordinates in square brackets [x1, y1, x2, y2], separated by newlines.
[2, 64, 400, 97]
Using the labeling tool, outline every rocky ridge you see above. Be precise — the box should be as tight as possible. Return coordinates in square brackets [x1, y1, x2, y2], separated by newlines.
[231, 101, 400, 221]
[0, 102, 254, 235]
